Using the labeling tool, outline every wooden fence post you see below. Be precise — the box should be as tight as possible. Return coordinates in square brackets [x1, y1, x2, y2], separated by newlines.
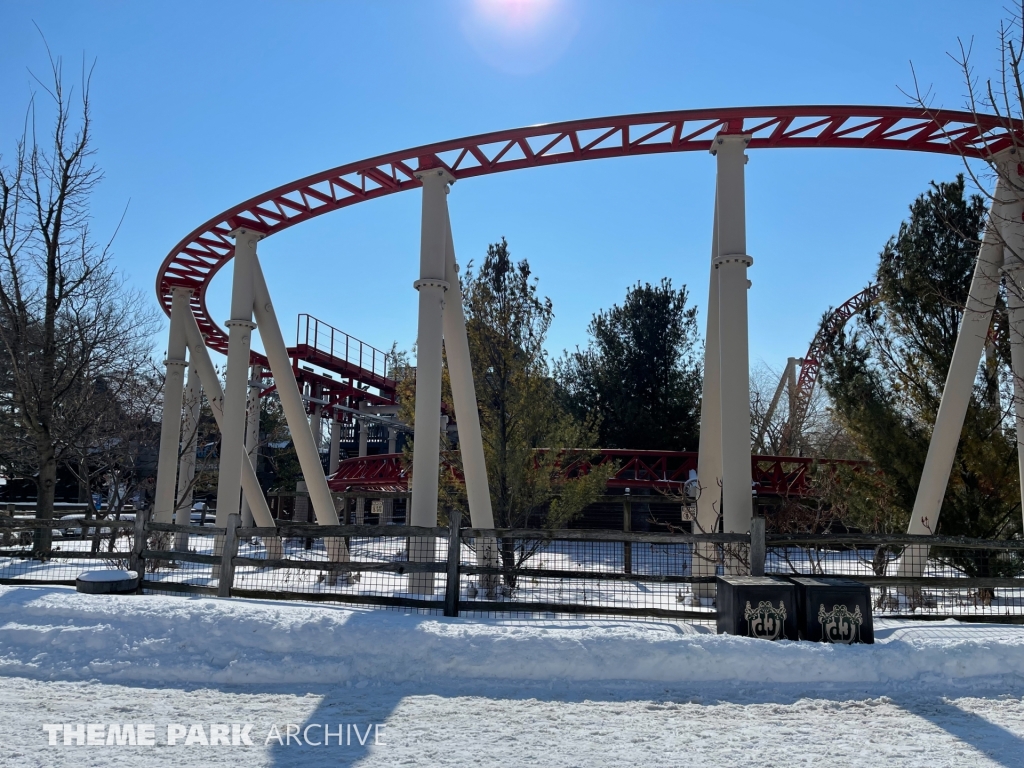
[218, 512, 241, 598]
[128, 506, 150, 593]
[0, 503, 11, 547]
[444, 508, 463, 618]
[623, 489, 632, 575]
[749, 516, 766, 577]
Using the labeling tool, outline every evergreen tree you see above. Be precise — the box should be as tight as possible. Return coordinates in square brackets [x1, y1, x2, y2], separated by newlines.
[462, 238, 611, 537]
[822, 175, 1019, 544]
[557, 278, 702, 451]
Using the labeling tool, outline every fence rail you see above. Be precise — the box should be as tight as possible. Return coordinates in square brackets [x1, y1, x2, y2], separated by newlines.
[4, 510, 1024, 623]
[0, 509, 137, 585]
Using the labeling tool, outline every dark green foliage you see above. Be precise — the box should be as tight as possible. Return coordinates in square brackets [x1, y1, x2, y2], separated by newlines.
[557, 278, 702, 451]
[461, 238, 611, 534]
[822, 175, 1020, 543]
[259, 393, 302, 493]
[457, 238, 613, 588]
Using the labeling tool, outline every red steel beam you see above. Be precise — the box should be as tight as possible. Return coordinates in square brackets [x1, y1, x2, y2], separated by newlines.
[328, 449, 864, 498]
[156, 106, 1023, 356]
[783, 284, 883, 452]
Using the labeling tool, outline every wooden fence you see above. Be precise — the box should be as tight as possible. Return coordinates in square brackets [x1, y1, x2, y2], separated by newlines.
[4, 508, 1024, 622]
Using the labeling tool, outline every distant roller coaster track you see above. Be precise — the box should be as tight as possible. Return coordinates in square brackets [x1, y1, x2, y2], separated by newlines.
[781, 284, 884, 452]
[155, 105, 1021, 355]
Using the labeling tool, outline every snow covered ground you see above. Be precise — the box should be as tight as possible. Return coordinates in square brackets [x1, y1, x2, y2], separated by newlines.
[2, 584, 1024, 767]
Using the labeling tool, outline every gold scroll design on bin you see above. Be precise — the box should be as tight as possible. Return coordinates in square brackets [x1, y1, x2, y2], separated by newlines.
[817, 604, 863, 644]
[743, 600, 787, 641]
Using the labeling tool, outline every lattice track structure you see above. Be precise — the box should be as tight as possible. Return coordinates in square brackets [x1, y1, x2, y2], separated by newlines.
[328, 449, 863, 499]
[782, 284, 883, 452]
[156, 105, 1023, 352]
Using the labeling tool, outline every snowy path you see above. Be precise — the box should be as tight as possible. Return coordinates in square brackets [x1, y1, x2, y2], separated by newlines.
[2, 585, 1024, 767]
[5, 677, 1024, 767]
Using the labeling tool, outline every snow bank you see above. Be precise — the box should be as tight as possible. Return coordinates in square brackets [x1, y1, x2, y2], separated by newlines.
[2, 585, 1023, 689]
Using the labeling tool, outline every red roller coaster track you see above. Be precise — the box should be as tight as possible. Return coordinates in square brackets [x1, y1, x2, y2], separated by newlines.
[782, 284, 883, 452]
[327, 449, 861, 498]
[156, 105, 1021, 353]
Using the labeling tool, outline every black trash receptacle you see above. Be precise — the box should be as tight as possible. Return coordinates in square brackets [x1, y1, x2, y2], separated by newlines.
[716, 576, 798, 640]
[76, 569, 140, 595]
[790, 577, 874, 644]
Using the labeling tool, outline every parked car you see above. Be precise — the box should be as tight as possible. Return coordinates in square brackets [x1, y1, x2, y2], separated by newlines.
[57, 514, 86, 538]
[56, 512, 135, 539]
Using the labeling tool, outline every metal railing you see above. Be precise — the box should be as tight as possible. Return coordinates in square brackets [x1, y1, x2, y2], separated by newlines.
[296, 314, 392, 382]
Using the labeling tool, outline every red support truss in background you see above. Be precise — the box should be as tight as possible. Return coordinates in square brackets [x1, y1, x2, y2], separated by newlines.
[328, 449, 864, 499]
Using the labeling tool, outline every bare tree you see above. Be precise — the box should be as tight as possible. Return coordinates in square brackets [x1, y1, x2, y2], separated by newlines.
[0, 44, 157, 556]
[904, 3, 1024, 353]
[750, 360, 856, 458]
[60, 362, 163, 552]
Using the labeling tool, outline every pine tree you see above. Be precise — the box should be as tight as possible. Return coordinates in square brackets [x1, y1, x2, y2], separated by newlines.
[822, 175, 1020, 546]
[557, 278, 702, 451]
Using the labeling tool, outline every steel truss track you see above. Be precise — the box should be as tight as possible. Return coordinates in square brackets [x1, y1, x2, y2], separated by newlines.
[156, 105, 1021, 354]
[783, 284, 883, 452]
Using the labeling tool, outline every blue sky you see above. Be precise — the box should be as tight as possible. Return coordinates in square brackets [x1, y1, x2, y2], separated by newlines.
[0, 1, 1009, 374]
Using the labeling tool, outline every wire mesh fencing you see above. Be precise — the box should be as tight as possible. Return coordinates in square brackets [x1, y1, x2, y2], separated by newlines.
[454, 528, 739, 623]
[9, 504, 1024, 626]
[0, 511, 137, 585]
[140, 514, 449, 612]
[140, 520, 227, 596]
[765, 533, 1024, 621]
[229, 522, 447, 611]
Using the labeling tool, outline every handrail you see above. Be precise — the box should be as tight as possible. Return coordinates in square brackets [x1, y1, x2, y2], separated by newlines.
[296, 314, 393, 382]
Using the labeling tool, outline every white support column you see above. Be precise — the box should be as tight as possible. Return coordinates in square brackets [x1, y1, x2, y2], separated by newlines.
[693, 197, 722, 598]
[214, 229, 260, 527]
[442, 209, 497, 594]
[181, 311, 275, 529]
[712, 133, 754, 550]
[998, 162, 1024, 532]
[173, 361, 201, 550]
[907, 186, 1007, 540]
[251, 258, 343, 529]
[443, 210, 496, 530]
[240, 364, 262, 529]
[329, 417, 342, 475]
[409, 166, 453, 595]
[410, 167, 452, 527]
[898, 170, 1014, 580]
[153, 287, 192, 524]
[251, 256, 348, 577]
[387, 428, 397, 454]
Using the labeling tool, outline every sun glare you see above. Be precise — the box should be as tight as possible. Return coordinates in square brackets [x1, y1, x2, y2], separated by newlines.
[475, 0, 557, 31]
[463, 0, 579, 75]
